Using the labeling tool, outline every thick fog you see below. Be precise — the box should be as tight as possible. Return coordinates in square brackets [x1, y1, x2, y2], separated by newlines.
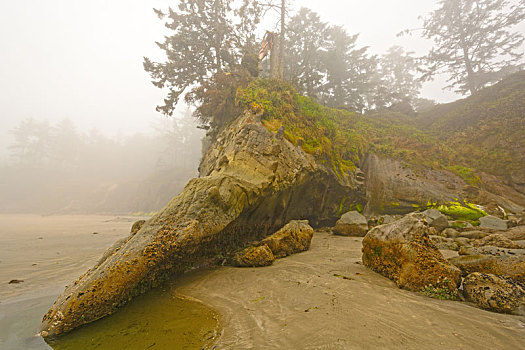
[0, 0, 523, 213]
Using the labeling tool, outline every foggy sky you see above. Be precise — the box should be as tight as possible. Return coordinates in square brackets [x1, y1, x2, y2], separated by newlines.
[1, 0, 523, 161]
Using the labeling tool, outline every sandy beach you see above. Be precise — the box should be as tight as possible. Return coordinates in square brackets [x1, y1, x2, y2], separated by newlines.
[177, 231, 525, 349]
[1, 215, 524, 349]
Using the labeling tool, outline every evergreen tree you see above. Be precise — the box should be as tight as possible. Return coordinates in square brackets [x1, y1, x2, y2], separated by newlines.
[144, 0, 237, 116]
[371, 46, 422, 110]
[322, 26, 372, 112]
[285, 8, 327, 98]
[420, 0, 525, 95]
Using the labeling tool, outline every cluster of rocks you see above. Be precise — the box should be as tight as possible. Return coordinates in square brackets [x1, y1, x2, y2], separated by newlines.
[232, 220, 314, 267]
[348, 208, 525, 316]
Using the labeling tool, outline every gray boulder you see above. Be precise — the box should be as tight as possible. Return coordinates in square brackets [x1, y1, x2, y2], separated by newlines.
[442, 228, 460, 239]
[333, 211, 368, 237]
[463, 273, 525, 315]
[479, 215, 508, 230]
[423, 209, 449, 231]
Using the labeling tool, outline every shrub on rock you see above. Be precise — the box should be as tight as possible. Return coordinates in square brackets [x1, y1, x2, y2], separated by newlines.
[362, 213, 461, 296]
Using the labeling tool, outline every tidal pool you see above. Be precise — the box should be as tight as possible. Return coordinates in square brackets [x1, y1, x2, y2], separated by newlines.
[46, 284, 221, 350]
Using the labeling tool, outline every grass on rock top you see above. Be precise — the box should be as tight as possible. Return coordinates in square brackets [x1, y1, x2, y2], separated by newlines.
[235, 79, 484, 181]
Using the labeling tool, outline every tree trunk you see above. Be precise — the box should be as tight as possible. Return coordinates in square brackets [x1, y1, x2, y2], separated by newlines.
[279, 0, 285, 79]
[270, 37, 280, 79]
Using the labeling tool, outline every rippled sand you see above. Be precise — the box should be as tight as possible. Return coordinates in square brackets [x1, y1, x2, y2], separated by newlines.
[176, 231, 525, 349]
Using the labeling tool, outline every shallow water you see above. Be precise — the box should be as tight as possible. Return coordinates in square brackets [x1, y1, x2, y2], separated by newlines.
[0, 214, 220, 350]
[47, 285, 220, 350]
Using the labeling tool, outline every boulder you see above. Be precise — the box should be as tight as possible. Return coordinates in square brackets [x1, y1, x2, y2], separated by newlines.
[430, 235, 459, 251]
[463, 273, 525, 315]
[459, 246, 525, 257]
[333, 211, 368, 237]
[379, 215, 396, 225]
[442, 228, 460, 239]
[362, 213, 461, 296]
[479, 215, 508, 230]
[457, 230, 489, 240]
[473, 234, 523, 249]
[261, 220, 314, 259]
[500, 226, 525, 241]
[448, 254, 525, 283]
[232, 245, 275, 267]
[454, 237, 473, 248]
[423, 209, 449, 231]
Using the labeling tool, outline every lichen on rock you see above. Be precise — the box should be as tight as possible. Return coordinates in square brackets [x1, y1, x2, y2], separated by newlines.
[362, 213, 461, 296]
[463, 272, 525, 315]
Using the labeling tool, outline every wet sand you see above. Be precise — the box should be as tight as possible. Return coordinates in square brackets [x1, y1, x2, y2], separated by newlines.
[177, 231, 525, 349]
[2, 215, 525, 349]
[0, 214, 219, 350]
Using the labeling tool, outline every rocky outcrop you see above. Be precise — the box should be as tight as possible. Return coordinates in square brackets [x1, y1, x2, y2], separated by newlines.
[333, 211, 368, 237]
[362, 213, 461, 296]
[233, 245, 275, 267]
[362, 155, 525, 216]
[448, 254, 525, 283]
[261, 220, 314, 259]
[40, 112, 362, 338]
[463, 273, 525, 315]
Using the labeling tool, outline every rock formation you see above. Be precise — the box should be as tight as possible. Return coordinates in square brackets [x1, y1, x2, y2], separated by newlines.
[40, 112, 360, 338]
[362, 213, 461, 296]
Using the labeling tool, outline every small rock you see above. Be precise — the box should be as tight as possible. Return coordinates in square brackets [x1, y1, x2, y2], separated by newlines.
[232, 245, 275, 267]
[423, 209, 449, 231]
[430, 236, 459, 251]
[333, 211, 368, 237]
[92, 232, 99, 235]
[261, 220, 314, 259]
[458, 230, 490, 240]
[473, 234, 523, 249]
[8, 279, 24, 284]
[442, 228, 459, 239]
[459, 246, 525, 257]
[463, 273, 525, 315]
[479, 216, 508, 231]
[454, 237, 472, 247]
[501, 226, 525, 241]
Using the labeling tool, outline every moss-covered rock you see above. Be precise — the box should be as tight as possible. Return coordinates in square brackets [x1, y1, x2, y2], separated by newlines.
[362, 213, 461, 296]
[261, 220, 314, 259]
[463, 273, 525, 315]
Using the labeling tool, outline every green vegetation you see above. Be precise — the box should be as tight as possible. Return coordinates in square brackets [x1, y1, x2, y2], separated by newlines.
[236, 72, 525, 193]
[420, 284, 458, 301]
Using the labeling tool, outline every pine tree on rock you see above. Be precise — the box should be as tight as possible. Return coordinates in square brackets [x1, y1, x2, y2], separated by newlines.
[420, 0, 525, 95]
